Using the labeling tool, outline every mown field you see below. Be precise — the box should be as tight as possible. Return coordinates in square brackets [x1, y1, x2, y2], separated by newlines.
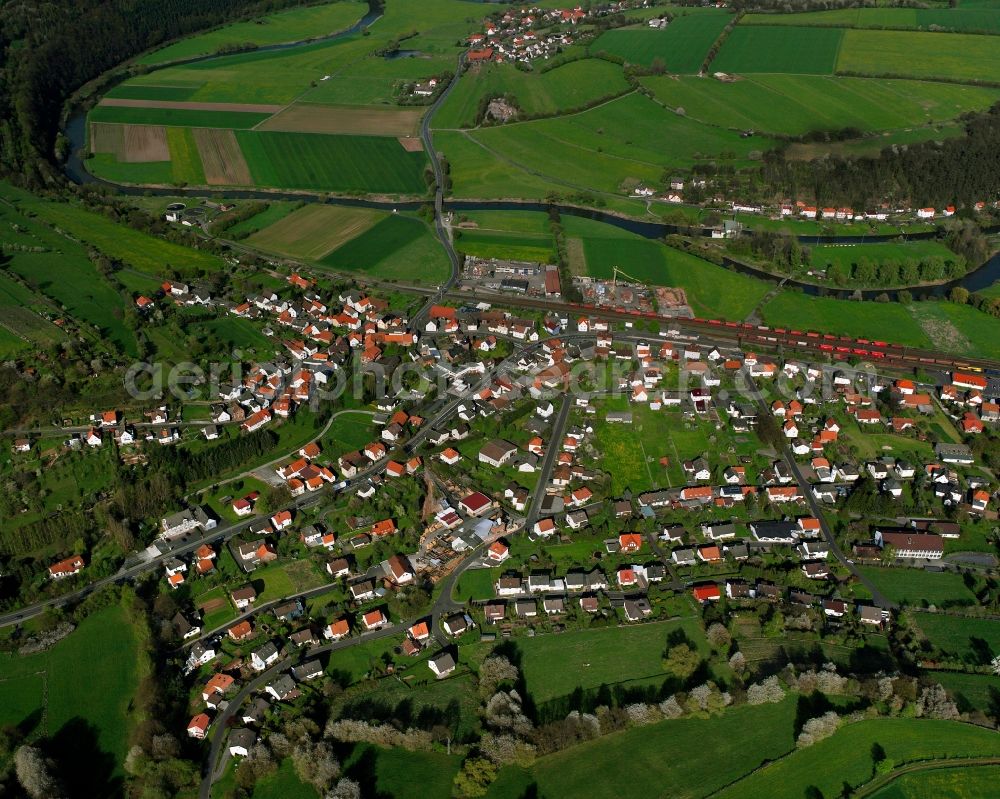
[859, 567, 979, 608]
[712, 26, 844, 74]
[715, 718, 1000, 799]
[89, 104, 272, 129]
[455, 229, 555, 263]
[246, 204, 384, 259]
[140, 0, 368, 64]
[319, 214, 450, 282]
[591, 12, 731, 72]
[641, 74, 1000, 135]
[517, 618, 708, 703]
[302, 50, 457, 106]
[809, 240, 961, 272]
[0, 605, 140, 790]
[434, 58, 631, 129]
[237, 131, 428, 193]
[836, 29, 1000, 82]
[487, 699, 799, 799]
[870, 765, 1000, 799]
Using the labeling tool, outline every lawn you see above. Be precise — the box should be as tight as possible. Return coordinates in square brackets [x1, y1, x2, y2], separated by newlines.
[89, 105, 273, 129]
[197, 317, 273, 352]
[591, 12, 731, 72]
[858, 567, 979, 608]
[516, 618, 708, 704]
[325, 634, 405, 683]
[0, 605, 139, 793]
[453, 567, 499, 601]
[353, 746, 462, 799]
[870, 765, 1000, 799]
[320, 214, 450, 283]
[906, 301, 1000, 362]
[910, 612, 1000, 662]
[712, 26, 844, 74]
[489, 699, 798, 799]
[434, 58, 630, 129]
[251, 758, 318, 799]
[246, 204, 384, 260]
[237, 131, 428, 194]
[320, 410, 376, 455]
[715, 718, 1000, 799]
[836, 29, 1000, 83]
[640, 74, 1000, 136]
[141, 0, 368, 64]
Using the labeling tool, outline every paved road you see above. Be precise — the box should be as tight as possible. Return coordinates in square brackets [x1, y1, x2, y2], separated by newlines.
[744, 375, 895, 609]
[524, 397, 571, 528]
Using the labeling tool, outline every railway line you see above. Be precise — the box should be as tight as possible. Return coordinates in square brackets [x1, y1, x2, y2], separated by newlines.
[441, 289, 1000, 375]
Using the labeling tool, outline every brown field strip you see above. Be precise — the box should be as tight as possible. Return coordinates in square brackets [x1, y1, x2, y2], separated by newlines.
[90, 122, 124, 155]
[193, 128, 252, 185]
[246, 205, 383, 260]
[99, 98, 284, 113]
[255, 103, 423, 137]
[121, 125, 170, 162]
[398, 136, 424, 151]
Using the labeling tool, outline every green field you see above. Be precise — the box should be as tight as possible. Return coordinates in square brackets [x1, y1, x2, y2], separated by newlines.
[87, 154, 175, 185]
[859, 567, 979, 608]
[906, 301, 1000, 361]
[716, 718, 1000, 799]
[246, 204, 385, 260]
[320, 410, 376, 455]
[836, 29, 1000, 83]
[237, 131, 428, 193]
[167, 126, 207, 184]
[489, 699, 798, 799]
[319, 213, 449, 282]
[870, 765, 1000, 799]
[302, 51, 457, 106]
[517, 618, 708, 703]
[10, 187, 224, 276]
[0, 605, 139, 789]
[912, 612, 1000, 662]
[434, 130, 565, 199]
[641, 74, 1000, 135]
[455, 230, 555, 263]
[89, 105, 272, 129]
[141, 0, 368, 64]
[927, 672, 1000, 714]
[712, 26, 845, 74]
[591, 13, 731, 72]
[222, 201, 299, 237]
[464, 93, 776, 195]
[105, 84, 199, 101]
[0, 272, 64, 353]
[434, 58, 631, 129]
[744, 7, 1000, 34]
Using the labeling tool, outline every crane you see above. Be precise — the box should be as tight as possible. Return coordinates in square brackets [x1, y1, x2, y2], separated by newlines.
[612, 265, 642, 289]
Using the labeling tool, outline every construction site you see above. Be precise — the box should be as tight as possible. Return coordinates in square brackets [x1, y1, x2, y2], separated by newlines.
[572, 266, 692, 317]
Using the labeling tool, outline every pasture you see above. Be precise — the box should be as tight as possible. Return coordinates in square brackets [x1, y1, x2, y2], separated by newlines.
[711, 26, 844, 74]
[434, 130, 561, 199]
[246, 204, 384, 259]
[489, 699, 798, 799]
[467, 93, 775, 194]
[715, 718, 1000, 799]
[858, 566, 978, 608]
[743, 7, 1000, 34]
[434, 58, 631, 129]
[89, 104, 273, 129]
[257, 103, 423, 136]
[907, 299, 1000, 362]
[302, 51, 457, 107]
[140, 0, 368, 64]
[0, 605, 140, 787]
[236, 131, 428, 194]
[927, 672, 1000, 715]
[836, 29, 1000, 83]
[223, 201, 298, 237]
[912, 612, 1000, 662]
[809, 240, 961, 273]
[590, 13, 731, 72]
[641, 75, 1000, 135]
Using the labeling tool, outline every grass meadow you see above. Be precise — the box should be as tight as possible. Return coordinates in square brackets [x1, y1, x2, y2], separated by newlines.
[910, 612, 1000, 661]
[641, 75, 1000, 135]
[0, 605, 139, 788]
[836, 29, 1000, 82]
[744, 7, 1000, 33]
[319, 214, 449, 282]
[246, 204, 384, 259]
[869, 765, 1000, 799]
[712, 26, 844, 74]
[858, 567, 979, 608]
[591, 13, 731, 72]
[434, 58, 630, 129]
[140, 0, 367, 64]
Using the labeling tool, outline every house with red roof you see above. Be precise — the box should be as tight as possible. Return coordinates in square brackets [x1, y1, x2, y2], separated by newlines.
[692, 584, 721, 603]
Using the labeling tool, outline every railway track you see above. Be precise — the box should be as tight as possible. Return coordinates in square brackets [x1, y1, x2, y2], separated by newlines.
[443, 289, 1000, 375]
